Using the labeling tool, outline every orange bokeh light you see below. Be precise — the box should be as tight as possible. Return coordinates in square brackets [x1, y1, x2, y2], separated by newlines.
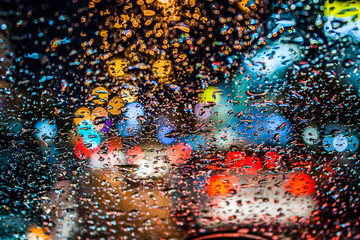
[27, 226, 51, 240]
[284, 173, 315, 196]
[106, 136, 123, 152]
[206, 174, 236, 197]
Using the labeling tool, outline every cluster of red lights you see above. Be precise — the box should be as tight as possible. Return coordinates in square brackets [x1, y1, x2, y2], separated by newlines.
[207, 151, 315, 197]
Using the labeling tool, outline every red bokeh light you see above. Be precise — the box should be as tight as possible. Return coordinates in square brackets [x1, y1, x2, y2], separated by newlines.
[225, 151, 262, 174]
[74, 137, 101, 159]
[263, 151, 281, 169]
[225, 151, 246, 168]
[126, 146, 145, 164]
[168, 142, 192, 164]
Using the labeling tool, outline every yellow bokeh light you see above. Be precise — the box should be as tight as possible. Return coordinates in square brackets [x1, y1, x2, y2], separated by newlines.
[91, 86, 109, 105]
[107, 59, 128, 78]
[120, 86, 138, 103]
[199, 86, 221, 104]
[324, 0, 360, 19]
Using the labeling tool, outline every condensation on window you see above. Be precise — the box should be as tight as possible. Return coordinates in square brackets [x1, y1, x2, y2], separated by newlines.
[0, 0, 360, 239]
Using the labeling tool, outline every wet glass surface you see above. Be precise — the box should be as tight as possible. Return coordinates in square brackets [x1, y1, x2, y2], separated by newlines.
[0, 0, 360, 239]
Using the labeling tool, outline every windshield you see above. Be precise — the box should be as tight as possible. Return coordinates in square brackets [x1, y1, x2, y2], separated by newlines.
[0, 0, 360, 239]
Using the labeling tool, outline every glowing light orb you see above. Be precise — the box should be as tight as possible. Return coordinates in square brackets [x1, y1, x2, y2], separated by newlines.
[127, 146, 145, 164]
[90, 150, 127, 169]
[152, 59, 172, 78]
[107, 58, 128, 78]
[323, 0, 360, 41]
[194, 103, 211, 120]
[91, 106, 110, 132]
[73, 107, 91, 126]
[123, 102, 145, 121]
[263, 151, 281, 169]
[77, 119, 96, 137]
[284, 173, 315, 196]
[91, 86, 109, 105]
[34, 119, 57, 142]
[157, 125, 177, 145]
[346, 135, 359, 152]
[323, 137, 335, 152]
[126, 144, 171, 179]
[83, 132, 101, 150]
[156, 0, 176, 8]
[199, 86, 221, 104]
[225, 152, 262, 174]
[107, 97, 125, 115]
[167, 142, 192, 164]
[225, 151, 246, 168]
[27, 226, 51, 240]
[333, 134, 348, 152]
[206, 174, 236, 197]
[74, 137, 101, 159]
[120, 84, 139, 103]
[116, 120, 142, 137]
[106, 136, 123, 152]
[242, 38, 301, 93]
[302, 127, 320, 145]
